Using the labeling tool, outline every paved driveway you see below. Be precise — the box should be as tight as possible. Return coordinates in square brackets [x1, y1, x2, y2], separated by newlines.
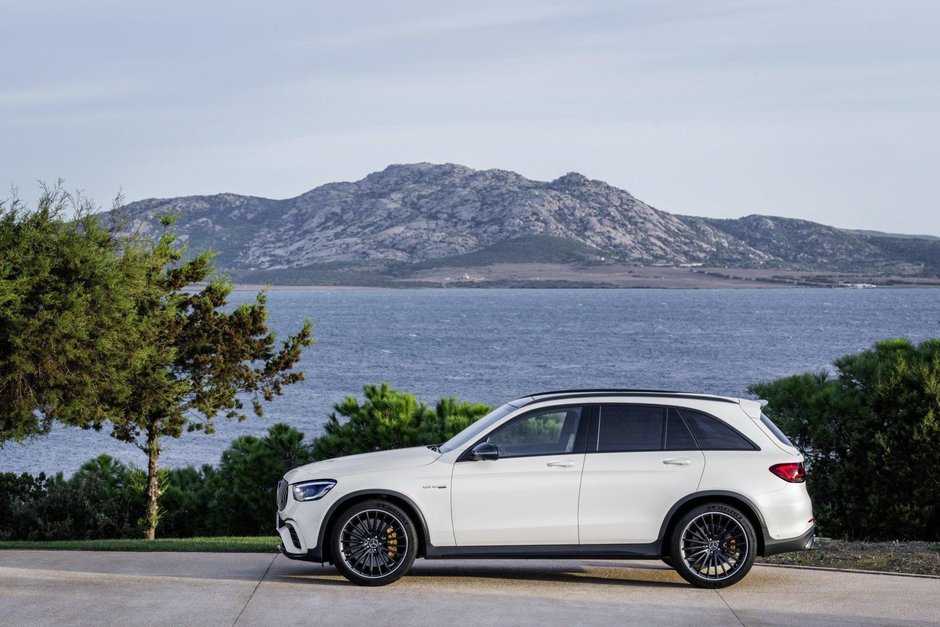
[1, 551, 937, 626]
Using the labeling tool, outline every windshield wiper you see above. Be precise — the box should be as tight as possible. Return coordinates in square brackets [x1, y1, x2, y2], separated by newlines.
[426, 444, 441, 452]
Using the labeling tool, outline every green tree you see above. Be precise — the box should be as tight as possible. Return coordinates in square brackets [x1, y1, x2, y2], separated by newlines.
[0, 185, 140, 444]
[94, 217, 313, 539]
[750, 338, 940, 540]
[311, 383, 490, 460]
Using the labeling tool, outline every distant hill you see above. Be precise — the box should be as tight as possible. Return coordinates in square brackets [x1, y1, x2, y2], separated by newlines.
[117, 163, 940, 284]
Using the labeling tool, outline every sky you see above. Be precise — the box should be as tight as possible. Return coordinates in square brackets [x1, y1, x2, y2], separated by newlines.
[2, 0, 938, 234]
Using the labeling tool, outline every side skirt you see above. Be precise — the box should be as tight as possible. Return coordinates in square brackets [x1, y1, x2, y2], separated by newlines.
[424, 543, 662, 560]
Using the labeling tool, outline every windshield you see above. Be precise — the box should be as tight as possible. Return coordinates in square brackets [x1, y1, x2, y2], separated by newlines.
[438, 403, 518, 453]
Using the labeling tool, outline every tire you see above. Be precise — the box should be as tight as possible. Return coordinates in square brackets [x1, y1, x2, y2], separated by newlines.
[661, 557, 673, 567]
[330, 499, 418, 586]
[669, 502, 756, 589]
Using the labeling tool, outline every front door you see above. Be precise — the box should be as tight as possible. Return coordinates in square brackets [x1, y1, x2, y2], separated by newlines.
[451, 405, 586, 546]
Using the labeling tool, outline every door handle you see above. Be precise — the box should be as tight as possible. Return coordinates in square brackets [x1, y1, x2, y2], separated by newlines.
[546, 461, 575, 468]
[663, 458, 691, 466]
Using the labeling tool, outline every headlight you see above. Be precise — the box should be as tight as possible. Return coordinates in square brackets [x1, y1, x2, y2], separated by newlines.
[291, 479, 336, 502]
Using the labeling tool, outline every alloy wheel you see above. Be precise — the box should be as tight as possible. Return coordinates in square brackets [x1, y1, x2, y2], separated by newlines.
[338, 508, 410, 579]
[679, 511, 749, 582]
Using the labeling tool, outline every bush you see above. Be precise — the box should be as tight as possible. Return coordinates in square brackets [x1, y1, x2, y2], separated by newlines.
[750, 338, 940, 540]
[157, 465, 217, 538]
[0, 455, 145, 540]
[311, 383, 491, 460]
[0, 472, 48, 540]
[206, 423, 316, 535]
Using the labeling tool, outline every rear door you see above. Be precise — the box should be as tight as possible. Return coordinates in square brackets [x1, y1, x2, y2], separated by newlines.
[451, 405, 587, 546]
[578, 405, 705, 544]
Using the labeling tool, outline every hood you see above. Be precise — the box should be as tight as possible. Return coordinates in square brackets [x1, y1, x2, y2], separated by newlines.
[285, 446, 441, 482]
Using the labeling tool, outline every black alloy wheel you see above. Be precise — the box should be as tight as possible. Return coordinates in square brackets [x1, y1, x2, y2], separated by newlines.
[669, 503, 756, 588]
[331, 499, 417, 586]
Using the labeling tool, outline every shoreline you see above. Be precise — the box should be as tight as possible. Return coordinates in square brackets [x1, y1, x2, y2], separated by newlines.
[225, 263, 940, 290]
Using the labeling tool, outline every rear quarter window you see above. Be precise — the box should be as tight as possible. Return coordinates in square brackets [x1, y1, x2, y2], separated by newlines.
[760, 413, 795, 448]
[679, 409, 758, 450]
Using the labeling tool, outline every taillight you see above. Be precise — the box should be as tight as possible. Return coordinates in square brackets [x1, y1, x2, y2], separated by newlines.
[769, 462, 806, 483]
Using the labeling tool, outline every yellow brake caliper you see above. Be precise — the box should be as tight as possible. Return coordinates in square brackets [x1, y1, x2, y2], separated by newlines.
[386, 526, 398, 558]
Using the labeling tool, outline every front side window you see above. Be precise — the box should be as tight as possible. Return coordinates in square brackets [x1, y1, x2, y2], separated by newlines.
[440, 403, 517, 453]
[597, 405, 665, 452]
[486, 406, 583, 458]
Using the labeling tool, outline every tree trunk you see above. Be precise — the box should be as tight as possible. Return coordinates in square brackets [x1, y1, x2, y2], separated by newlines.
[144, 428, 161, 540]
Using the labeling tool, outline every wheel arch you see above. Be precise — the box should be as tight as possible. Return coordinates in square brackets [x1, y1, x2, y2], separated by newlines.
[317, 489, 431, 563]
[658, 491, 768, 557]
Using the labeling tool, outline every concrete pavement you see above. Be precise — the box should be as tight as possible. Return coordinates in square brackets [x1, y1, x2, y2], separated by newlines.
[1, 551, 937, 626]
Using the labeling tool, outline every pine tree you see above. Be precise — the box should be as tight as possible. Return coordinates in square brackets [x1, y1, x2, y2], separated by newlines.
[105, 216, 313, 539]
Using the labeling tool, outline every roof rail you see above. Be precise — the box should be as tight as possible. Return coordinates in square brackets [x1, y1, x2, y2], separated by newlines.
[528, 388, 679, 396]
[523, 389, 737, 405]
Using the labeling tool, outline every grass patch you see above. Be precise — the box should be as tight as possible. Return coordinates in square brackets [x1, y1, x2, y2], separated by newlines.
[0, 536, 279, 553]
[759, 538, 940, 576]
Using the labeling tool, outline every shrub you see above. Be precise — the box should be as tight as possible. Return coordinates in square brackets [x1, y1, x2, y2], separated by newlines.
[750, 338, 940, 540]
[0, 472, 48, 540]
[0, 455, 146, 540]
[311, 383, 491, 460]
[158, 465, 217, 538]
[206, 423, 316, 535]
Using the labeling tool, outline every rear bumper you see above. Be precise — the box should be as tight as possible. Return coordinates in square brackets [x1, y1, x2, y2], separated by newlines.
[762, 525, 816, 557]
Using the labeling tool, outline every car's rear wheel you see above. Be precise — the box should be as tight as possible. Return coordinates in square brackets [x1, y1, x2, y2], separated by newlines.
[669, 503, 756, 588]
[331, 499, 417, 586]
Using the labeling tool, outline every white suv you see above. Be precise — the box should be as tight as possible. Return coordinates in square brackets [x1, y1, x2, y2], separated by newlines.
[276, 390, 814, 588]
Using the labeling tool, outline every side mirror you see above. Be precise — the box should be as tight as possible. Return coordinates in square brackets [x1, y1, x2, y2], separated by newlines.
[469, 441, 499, 461]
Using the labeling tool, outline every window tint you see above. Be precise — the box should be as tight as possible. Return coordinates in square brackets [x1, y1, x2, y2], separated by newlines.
[760, 413, 795, 448]
[680, 409, 756, 450]
[665, 409, 697, 450]
[487, 407, 582, 458]
[597, 405, 664, 452]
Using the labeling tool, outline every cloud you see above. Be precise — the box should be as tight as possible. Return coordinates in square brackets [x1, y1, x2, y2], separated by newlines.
[1, 0, 938, 233]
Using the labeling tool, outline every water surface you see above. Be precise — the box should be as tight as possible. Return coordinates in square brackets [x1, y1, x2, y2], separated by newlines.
[3, 288, 937, 475]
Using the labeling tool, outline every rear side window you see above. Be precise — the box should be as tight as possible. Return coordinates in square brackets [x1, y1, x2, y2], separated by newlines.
[679, 409, 757, 450]
[665, 409, 697, 450]
[760, 413, 795, 448]
[597, 405, 665, 452]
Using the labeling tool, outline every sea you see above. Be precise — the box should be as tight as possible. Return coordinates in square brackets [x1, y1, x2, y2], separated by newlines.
[2, 288, 938, 476]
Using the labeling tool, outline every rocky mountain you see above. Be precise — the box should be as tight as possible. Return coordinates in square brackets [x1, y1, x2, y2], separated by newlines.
[117, 163, 940, 283]
[685, 215, 940, 274]
[689, 215, 890, 271]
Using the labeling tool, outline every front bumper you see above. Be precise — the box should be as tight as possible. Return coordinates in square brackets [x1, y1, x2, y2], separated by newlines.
[276, 512, 325, 562]
[762, 525, 816, 557]
[277, 543, 324, 562]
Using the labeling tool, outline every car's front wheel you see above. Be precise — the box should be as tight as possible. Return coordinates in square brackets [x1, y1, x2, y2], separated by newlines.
[669, 502, 756, 588]
[330, 499, 417, 586]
